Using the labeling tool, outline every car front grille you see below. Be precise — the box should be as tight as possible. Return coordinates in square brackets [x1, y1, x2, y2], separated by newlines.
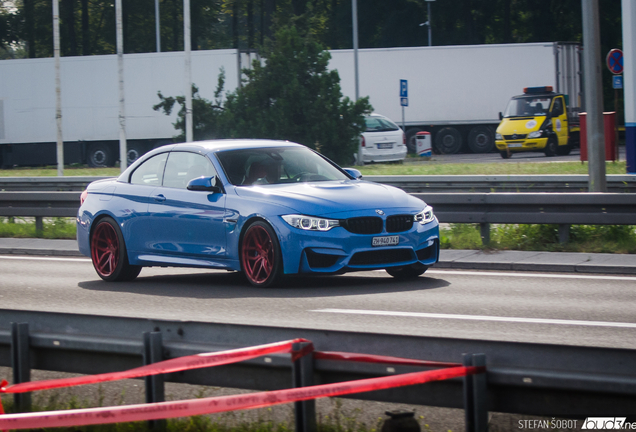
[504, 134, 527, 140]
[349, 249, 413, 266]
[341, 217, 383, 234]
[386, 215, 413, 233]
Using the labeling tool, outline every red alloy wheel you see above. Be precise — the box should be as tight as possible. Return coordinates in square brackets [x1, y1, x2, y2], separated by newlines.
[91, 221, 120, 278]
[241, 224, 275, 285]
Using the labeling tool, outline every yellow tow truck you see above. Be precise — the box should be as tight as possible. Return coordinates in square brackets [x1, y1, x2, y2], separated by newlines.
[495, 86, 580, 158]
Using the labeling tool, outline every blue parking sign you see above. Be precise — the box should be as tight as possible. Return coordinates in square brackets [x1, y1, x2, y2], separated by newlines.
[613, 75, 623, 89]
[400, 79, 408, 98]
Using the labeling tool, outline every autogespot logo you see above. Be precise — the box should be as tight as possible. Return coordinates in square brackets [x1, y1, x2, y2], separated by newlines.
[582, 417, 635, 429]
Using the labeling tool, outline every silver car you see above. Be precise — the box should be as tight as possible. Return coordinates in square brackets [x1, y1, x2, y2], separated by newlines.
[360, 114, 407, 163]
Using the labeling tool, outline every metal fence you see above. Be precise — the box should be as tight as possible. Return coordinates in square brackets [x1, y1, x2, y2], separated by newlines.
[1, 191, 634, 243]
[1, 309, 635, 426]
[2, 175, 636, 193]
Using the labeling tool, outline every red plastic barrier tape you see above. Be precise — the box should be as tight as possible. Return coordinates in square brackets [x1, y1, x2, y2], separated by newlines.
[315, 351, 461, 368]
[0, 366, 485, 430]
[0, 338, 311, 395]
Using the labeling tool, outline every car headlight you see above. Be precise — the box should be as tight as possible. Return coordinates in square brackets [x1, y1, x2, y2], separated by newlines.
[282, 215, 340, 231]
[495, 133, 503, 140]
[528, 130, 544, 138]
[414, 206, 436, 225]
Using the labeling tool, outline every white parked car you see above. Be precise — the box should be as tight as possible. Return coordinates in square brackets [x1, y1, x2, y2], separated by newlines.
[360, 114, 407, 163]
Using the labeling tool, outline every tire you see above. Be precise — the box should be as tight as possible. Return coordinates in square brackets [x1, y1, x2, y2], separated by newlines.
[467, 126, 495, 153]
[544, 137, 558, 157]
[90, 217, 141, 282]
[405, 128, 423, 154]
[87, 143, 113, 168]
[126, 143, 145, 166]
[500, 151, 512, 159]
[386, 263, 428, 279]
[556, 142, 572, 156]
[240, 221, 283, 287]
[434, 127, 463, 154]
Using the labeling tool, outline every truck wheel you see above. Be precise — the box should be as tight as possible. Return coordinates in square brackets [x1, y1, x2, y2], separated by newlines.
[434, 127, 462, 154]
[126, 143, 145, 166]
[467, 126, 495, 153]
[556, 143, 572, 156]
[405, 128, 423, 154]
[87, 143, 113, 167]
[544, 138, 558, 157]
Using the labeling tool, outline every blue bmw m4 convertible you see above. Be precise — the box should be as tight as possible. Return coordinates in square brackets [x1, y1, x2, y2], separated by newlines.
[77, 140, 439, 287]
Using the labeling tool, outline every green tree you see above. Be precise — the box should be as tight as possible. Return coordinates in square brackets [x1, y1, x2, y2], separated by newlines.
[153, 71, 227, 141]
[219, 22, 372, 164]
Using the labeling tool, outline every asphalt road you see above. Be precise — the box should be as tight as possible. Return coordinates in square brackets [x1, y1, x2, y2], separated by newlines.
[2, 255, 635, 350]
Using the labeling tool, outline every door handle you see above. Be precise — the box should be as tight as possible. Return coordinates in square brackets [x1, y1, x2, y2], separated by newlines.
[153, 194, 166, 202]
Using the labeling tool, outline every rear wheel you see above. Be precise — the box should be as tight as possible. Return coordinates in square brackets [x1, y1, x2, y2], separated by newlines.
[467, 126, 495, 153]
[87, 143, 114, 167]
[386, 263, 428, 279]
[241, 221, 283, 287]
[434, 127, 462, 154]
[90, 217, 141, 281]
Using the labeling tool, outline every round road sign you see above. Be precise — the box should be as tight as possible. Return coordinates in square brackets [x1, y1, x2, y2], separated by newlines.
[606, 49, 624, 75]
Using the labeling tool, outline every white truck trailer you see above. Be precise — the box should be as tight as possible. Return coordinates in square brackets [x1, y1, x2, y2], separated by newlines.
[331, 42, 582, 154]
[0, 42, 581, 168]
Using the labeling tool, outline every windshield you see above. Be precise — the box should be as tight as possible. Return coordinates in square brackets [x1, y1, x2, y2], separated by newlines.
[504, 96, 552, 118]
[365, 116, 400, 132]
[215, 146, 350, 186]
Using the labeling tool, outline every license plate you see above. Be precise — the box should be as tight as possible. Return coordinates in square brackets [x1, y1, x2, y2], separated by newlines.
[377, 143, 394, 149]
[508, 143, 523, 148]
[372, 235, 399, 247]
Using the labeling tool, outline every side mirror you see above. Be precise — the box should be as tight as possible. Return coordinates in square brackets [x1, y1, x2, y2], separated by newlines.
[498, 112, 503, 121]
[343, 168, 362, 180]
[187, 176, 222, 193]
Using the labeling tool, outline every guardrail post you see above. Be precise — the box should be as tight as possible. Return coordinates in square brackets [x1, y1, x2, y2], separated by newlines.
[35, 217, 43, 237]
[11, 322, 31, 412]
[479, 223, 490, 245]
[463, 353, 487, 432]
[143, 331, 165, 431]
[558, 224, 570, 244]
[292, 341, 316, 432]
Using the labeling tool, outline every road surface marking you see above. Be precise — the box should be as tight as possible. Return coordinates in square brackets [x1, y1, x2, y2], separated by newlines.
[426, 269, 636, 282]
[312, 308, 636, 329]
[0, 256, 90, 263]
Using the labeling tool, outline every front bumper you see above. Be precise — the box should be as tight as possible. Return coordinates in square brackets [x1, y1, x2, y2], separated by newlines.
[277, 217, 440, 275]
[496, 137, 548, 152]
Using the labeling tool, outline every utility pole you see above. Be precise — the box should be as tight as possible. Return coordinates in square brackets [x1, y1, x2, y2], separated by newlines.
[184, 0, 193, 142]
[352, 0, 362, 166]
[581, 0, 606, 191]
[53, 0, 63, 176]
[155, 0, 161, 52]
[116, 0, 127, 172]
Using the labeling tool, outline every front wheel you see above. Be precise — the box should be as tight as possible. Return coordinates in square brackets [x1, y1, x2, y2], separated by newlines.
[90, 217, 141, 282]
[386, 263, 428, 279]
[241, 221, 283, 287]
[544, 138, 558, 157]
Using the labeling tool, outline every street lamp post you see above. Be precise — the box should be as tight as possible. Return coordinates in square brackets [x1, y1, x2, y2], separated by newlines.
[419, 0, 435, 47]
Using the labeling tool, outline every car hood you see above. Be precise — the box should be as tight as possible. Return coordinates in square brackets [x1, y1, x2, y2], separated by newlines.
[233, 180, 425, 216]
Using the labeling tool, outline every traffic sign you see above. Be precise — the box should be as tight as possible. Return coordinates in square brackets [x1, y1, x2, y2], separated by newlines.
[613, 75, 623, 89]
[401, 97, 408, 107]
[606, 49, 624, 75]
[400, 79, 408, 98]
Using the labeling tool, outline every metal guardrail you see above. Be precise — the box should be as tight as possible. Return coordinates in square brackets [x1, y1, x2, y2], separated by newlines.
[0, 176, 111, 191]
[1, 175, 636, 192]
[366, 174, 636, 193]
[1, 309, 635, 418]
